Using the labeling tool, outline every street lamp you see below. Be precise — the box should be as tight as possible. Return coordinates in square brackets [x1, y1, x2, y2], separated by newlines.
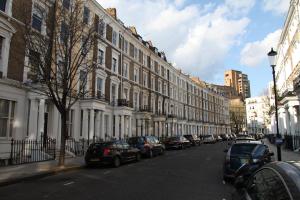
[267, 48, 282, 161]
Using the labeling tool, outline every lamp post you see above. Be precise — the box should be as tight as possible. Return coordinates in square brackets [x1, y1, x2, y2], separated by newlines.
[267, 48, 282, 161]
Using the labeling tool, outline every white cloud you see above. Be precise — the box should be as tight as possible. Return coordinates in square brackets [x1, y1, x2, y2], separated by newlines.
[225, 0, 256, 16]
[96, 0, 252, 81]
[240, 29, 282, 67]
[262, 0, 290, 15]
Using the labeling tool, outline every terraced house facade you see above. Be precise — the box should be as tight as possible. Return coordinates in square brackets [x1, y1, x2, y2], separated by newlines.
[0, 0, 230, 159]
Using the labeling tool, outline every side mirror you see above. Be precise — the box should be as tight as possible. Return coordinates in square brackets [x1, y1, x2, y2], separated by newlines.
[234, 176, 245, 190]
[224, 149, 228, 153]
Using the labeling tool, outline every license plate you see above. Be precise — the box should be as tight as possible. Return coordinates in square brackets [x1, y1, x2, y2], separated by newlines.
[90, 158, 100, 162]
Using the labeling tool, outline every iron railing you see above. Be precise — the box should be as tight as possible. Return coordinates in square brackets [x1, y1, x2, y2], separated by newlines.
[9, 137, 56, 165]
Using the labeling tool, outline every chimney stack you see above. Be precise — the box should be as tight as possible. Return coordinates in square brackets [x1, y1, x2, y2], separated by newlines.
[106, 8, 117, 19]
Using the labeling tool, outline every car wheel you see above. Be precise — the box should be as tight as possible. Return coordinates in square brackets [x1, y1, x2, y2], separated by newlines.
[160, 148, 165, 155]
[136, 153, 141, 162]
[113, 156, 121, 168]
[149, 150, 153, 158]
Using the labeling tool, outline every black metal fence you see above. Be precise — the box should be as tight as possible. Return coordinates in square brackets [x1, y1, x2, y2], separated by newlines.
[284, 135, 300, 151]
[10, 137, 56, 165]
[267, 134, 300, 151]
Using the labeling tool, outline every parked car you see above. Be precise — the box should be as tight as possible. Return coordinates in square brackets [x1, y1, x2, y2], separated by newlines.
[203, 135, 216, 144]
[127, 136, 165, 158]
[223, 141, 274, 181]
[85, 140, 141, 167]
[216, 135, 222, 142]
[220, 134, 230, 141]
[164, 136, 191, 150]
[232, 161, 300, 200]
[183, 134, 201, 146]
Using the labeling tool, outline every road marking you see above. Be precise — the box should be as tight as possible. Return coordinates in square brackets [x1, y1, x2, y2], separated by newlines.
[103, 170, 111, 175]
[63, 181, 74, 186]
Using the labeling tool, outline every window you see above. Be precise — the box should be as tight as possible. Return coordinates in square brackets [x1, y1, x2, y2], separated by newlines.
[98, 19, 105, 37]
[123, 88, 128, 100]
[60, 21, 69, 43]
[134, 47, 138, 60]
[158, 81, 161, 93]
[81, 36, 88, 55]
[123, 62, 128, 78]
[111, 84, 116, 103]
[0, 0, 6, 12]
[96, 77, 103, 96]
[98, 49, 104, 65]
[143, 54, 147, 66]
[29, 50, 41, 73]
[66, 110, 74, 137]
[0, 99, 15, 138]
[112, 31, 117, 45]
[83, 6, 90, 24]
[134, 92, 138, 109]
[134, 68, 138, 82]
[112, 58, 117, 73]
[79, 70, 87, 95]
[63, 0, 70, 10]
[143, 72, 147, 87]
[151, 76, 155, 90]
[32, 8, 42, 32]
[124, 40, 128, 54]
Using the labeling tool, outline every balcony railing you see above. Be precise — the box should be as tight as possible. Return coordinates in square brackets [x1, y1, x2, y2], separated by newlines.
[96, 91, 106, 101]
[139, 105, 152, 112]
[167, 114, 177, 118]
[117, 99, 131, 107]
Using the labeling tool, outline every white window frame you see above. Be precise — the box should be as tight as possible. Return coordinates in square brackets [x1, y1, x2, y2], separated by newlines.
[112, 57, 118, 74]
[112, 31, 117, 46]
[0, 99, 15, 138]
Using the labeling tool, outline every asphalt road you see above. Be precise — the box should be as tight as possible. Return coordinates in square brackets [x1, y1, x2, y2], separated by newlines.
[0, 142, 235, 200]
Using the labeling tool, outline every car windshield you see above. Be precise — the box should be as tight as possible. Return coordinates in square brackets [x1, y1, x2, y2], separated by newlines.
[230, 144, 257, 156]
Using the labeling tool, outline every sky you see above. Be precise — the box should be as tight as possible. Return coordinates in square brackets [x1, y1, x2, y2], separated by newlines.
[96, 0, 290, 97]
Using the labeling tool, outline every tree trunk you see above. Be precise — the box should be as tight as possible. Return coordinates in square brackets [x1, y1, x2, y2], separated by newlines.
[58, 111, 67, 166]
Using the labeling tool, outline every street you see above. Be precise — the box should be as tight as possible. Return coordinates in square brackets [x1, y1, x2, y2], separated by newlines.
[0, 142, 235, 200]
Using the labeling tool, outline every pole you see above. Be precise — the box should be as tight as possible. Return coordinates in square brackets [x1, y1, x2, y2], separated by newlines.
[272, 65, 282, 161]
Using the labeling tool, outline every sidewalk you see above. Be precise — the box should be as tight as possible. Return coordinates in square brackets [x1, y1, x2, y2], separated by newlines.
[264, 139, 300, 161]
[0, 156, 85, 187]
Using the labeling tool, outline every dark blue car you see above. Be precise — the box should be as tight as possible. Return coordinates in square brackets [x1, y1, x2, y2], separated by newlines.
[127, 136, 165, 158]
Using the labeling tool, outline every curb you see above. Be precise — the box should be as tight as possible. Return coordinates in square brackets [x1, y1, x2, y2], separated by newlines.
[0, 165, 85, 187]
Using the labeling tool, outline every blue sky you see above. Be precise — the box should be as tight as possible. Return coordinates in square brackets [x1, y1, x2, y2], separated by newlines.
[97, 0, 290, 97]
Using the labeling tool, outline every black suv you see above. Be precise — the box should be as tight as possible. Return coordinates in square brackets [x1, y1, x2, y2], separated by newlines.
[183, 134, 200, 146]
[127, 136, 165, 158]
[85, 140, 141, 167]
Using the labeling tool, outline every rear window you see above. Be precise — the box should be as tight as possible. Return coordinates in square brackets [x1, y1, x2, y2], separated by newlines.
[128, 137, 144, 144]
[231, 144, 257, 155]
[89, 142, 113, 149]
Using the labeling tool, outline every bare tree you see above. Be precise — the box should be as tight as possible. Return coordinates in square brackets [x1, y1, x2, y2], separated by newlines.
[230, 111, 245, 134]
[23, 0, 97, 166]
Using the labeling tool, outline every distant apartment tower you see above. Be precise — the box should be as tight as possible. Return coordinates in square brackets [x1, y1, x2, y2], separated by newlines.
[224, 70, 251, 99]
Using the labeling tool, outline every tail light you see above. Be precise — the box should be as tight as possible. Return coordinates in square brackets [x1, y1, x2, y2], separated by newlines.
[103, 148, 111, 156]
[144, 141, 150, 147]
